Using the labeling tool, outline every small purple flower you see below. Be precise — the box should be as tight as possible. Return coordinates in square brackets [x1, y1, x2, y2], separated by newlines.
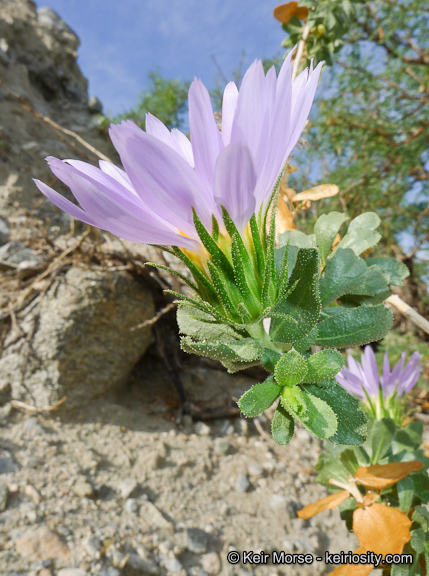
[33, 52, 322, 254]
[336, 345, 422, 400]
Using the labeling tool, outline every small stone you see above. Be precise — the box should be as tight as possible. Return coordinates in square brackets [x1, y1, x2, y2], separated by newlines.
[194, 421, 211, 436]
[16, 525, 69, 561]
[213, 439, 231, 455]
[0, 217, 10, 246]
[88, 96, 103, 114]
[98, 568, 120, 576]
[160, 555, 183, 573]
[127, 552, 158, 574]
[0, 453, 18, 474]
[24, 418, 45, 434]
[139, 500, 172, 529]
[181, 414, 193, 428]
[57, 570, 86, 576]
[125, 498, 139, 514]
[202, 552, 221, 575]
[72, 479, 94, 498]
[235, 473, 251, 493]
[186, 528, 208, 554]
[81, 536, 101, 559]
[118, 477, 138, 499]
[247, 464, 263, 478]
[0, 482, 9, 511]
[219, 419, 234, 435]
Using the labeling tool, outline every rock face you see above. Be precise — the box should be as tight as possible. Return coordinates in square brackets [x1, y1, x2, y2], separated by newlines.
[0, 266, 154, 407]
[0, 1, 157, 409]
[0, 0, 115, 221]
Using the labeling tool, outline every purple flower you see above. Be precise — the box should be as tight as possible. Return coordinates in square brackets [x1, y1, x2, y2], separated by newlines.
[336, 345, 422, 400]
[33, 52, 322, 254]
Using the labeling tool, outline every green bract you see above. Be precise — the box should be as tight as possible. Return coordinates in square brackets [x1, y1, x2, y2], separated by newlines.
[173, 207, 408, 447]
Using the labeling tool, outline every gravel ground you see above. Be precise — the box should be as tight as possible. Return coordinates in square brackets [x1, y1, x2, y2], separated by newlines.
[0, 361, 358, 576]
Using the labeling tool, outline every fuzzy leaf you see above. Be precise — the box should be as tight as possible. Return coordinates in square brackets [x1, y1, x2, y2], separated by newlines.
[177, 305, 243, 343]
[334, 212, 381, 256]
[305, 381, 367, 445]
[365, 257, 409, 286]
[315, 304, 393, 348]
[280, 386, 338, 439]
[277, 229, 316, 249]
[302, 349, 344, 383]
[368, 418, 396, 463]
[180, 336, 262, 372]
[314, 211, 348, 265]
[270, 248, 321, 343]
[271, 403, 295, 445]
[319, 248, 368, 305]
[274, 349, 308, 387]
[238, 377, 282, 417]
[397, 476, 415, 514]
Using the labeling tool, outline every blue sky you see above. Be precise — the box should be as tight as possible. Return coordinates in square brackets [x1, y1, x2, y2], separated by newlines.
[34, 0, 286, 116]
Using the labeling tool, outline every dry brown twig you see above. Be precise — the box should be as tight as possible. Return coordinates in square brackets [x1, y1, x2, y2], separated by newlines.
[10, 396, 67, 414]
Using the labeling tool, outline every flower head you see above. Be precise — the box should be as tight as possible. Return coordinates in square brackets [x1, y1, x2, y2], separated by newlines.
[336, 345, 422, 423]
[33, 52, 322, 255]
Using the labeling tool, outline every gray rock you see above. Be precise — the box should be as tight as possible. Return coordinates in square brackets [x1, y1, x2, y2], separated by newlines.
[139, 500, 172, 529]
[98, 568, 120, 576]
[127, 552, 159, 574]
[57, 570, 87, 576]
[235, 473, 251, 493]
[72, 479, 94, 498]
[159, 555, 183, 573]
[194, 422, 211, 436]
[23, 417, 45, 434]
[186, 528, 208, 554]
[37, 7, 78, 39]
[118, 477, 138, 499]
[88, 96, 103, 114]
[0, 453, 18, 474]
[125, 498, 139, 514]
[0, 267, 154, 408]
[0, 217, 9, 245]
[0, 482, 9, 511]
[213, 439, 231, 455]
[0, 241, 42, 267]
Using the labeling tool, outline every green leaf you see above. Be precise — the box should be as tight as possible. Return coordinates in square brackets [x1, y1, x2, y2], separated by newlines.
[238, 377, 282, 417]
[271, 403, 295, 445]
[365, 257, 410, 286]
[391, 563, 412, 576]
[305, 381, 367, 445]
[398, 476, 415, 514]
[293, 326, 318, 353]
[339, 449, 360, 476]
[280, 386, 338, 439]
[277, 230, 316, 249]
[314, 211, 348, 266]
[302, 349, 344, 383]
[410, 529, 426, 554]
[334, 212, 381, 256]
[404, 422, 424, 447]
[315, 304, 393, 348]
[368, 418, 396, 463]
[260, 348, 282, 372]
[180, 336, 262, 372]
[274, 349, 308, 387]
[176, 305, 243, 343]
[412, 506, 429, 531]
[341, 265, 390, 306]
[315, 445, 350, 486]
[270, 248, 321, 343]
[319, 248, 368, 306]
